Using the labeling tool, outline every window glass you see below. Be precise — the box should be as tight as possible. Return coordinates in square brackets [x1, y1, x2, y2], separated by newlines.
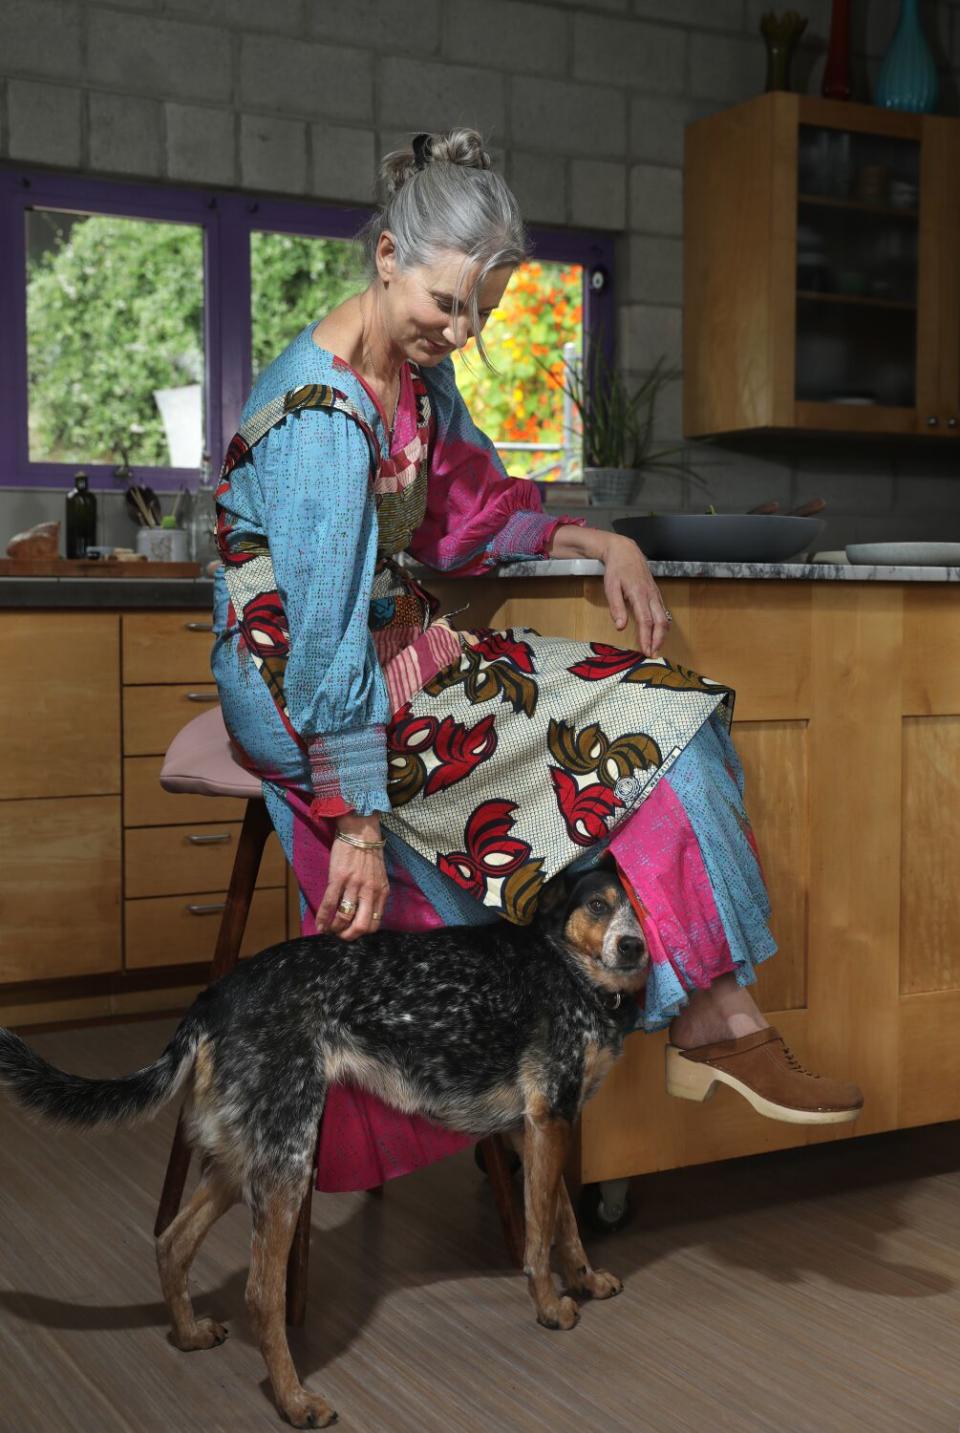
[250, 231, 366, 378]
[453, 260, 583, 482]
[26, 209, 205, 467]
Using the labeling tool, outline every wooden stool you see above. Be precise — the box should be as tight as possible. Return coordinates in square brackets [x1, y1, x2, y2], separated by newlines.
[153, 708, 525, 1327]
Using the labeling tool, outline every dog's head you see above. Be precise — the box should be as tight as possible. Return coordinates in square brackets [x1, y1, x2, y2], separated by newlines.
[538, 864, 649, 997]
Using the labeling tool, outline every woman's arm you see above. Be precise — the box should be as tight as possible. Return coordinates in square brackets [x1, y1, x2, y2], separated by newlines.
[548, 522, 671, 658]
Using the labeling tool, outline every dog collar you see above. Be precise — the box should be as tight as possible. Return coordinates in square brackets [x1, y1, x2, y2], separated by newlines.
[604, 991, 622, 1011]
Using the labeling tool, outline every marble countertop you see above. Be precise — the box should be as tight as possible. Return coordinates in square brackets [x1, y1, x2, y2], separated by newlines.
[2, 557, 959, 607]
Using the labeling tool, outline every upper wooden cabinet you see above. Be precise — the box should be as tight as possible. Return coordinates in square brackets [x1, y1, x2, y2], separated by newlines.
[684, 93, 960, 439]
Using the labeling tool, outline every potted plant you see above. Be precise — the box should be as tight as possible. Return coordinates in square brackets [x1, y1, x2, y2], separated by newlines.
[547, 344, 690, 505]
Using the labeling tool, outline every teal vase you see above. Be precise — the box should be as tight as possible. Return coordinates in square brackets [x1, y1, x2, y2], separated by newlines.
[875, 0, 939, 113]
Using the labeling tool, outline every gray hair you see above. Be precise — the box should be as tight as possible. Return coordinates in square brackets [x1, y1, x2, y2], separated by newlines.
[359, 128, 529, 364]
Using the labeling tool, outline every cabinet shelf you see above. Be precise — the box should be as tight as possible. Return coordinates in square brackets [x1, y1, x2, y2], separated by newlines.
[798, 192, 918, 220]
[796, 290, 917, 312]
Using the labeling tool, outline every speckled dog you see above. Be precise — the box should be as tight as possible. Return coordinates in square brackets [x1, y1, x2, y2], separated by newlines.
[0, 867, 647, 1429]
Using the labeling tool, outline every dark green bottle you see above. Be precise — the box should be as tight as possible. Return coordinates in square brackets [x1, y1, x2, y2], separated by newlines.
[65, 471, 97, 558]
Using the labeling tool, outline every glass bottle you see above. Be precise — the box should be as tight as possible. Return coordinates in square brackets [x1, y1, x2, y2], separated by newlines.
[189, 450, 218, 567]
[65, 471, 98, 558]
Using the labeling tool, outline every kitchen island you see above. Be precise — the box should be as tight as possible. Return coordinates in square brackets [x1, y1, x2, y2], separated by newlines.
[2, 560, 958, 1201]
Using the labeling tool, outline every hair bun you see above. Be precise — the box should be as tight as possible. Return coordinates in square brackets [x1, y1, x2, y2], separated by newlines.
[380, 127, 492, 195]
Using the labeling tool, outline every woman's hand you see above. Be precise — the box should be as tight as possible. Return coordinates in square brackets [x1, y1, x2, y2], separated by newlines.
[547, 524, 672, 657]
[315, 814, 390, 942]
[600, 533, 671, 657]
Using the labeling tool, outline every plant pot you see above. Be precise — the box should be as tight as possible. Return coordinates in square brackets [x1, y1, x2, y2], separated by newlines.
[583, 467, 641, 505]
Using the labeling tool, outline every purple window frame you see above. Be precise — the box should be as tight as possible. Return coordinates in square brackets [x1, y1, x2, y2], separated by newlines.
[0, 166, 615, 492]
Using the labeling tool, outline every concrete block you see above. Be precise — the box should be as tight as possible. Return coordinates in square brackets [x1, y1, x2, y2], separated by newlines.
[550, 0, 627, 9]
[628, 96, 691, 167]
[791, 450, 895, 513]
[572, 13, 685, 93]
[240, 35, 373, 122]
[689, 33, 764, 103]
[570, 158, 626, 230]
[4, 0, 81, 80]
[629, 163, 682, 236]
[508, 150, 567, 224]
[310, 124, 376, 202]
[690, 448, 794, 512]
[633, 0, 742, 29]
[307, 0, 440, 54]
[166, 0, 304, 30]
[166, 103, 236, 186]
[87, 11, 231, 103]
[628, 234, 683, 304]
[379, 57, 506, 139]
[240, 113, 308, 195]
[445, 0, 567, 77]
[618, 302, 682, 371]
[8, 80, 81, 167]
[89, 91, 161, 177]
[512, 78, 626, 158]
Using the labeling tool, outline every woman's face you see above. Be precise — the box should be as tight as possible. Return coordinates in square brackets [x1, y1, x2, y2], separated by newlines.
[376, 235, 513, 365]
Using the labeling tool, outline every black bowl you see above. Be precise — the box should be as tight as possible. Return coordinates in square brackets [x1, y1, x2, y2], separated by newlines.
[612, 513, 825, 563]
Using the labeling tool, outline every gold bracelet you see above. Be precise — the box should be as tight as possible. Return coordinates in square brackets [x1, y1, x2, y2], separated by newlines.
[335, 829, 387, 851]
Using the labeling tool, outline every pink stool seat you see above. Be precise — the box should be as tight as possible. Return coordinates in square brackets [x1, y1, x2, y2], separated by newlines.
[160, 706, 263, 801]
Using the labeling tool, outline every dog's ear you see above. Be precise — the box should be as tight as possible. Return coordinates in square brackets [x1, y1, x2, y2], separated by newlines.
[537, 871, 572, 922]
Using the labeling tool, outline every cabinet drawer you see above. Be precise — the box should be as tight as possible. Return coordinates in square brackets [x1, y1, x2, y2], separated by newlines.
[123, 684, 220, 756]
[1, 613, 120, 799]
[123, 611, 216, 685]
[125, 887, 287, 970]
[125, 822, 285, 898]
[0, 795, 121, 983]
[124, 756, 248, 827]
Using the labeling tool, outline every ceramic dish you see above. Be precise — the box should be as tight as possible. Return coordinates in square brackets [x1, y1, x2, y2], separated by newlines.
[613, 514, 825, 563]
[845, 542, 960, 566]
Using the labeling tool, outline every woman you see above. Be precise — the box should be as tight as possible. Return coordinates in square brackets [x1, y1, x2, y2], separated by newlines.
[212, 129, 861, 1189]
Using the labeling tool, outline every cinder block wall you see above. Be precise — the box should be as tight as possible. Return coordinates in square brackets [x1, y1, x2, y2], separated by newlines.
[2, 0, 960, 550]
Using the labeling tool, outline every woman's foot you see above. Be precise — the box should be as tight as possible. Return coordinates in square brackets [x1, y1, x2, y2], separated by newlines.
[668, 972, 769, 1050]
[666, 976, 863, 1125]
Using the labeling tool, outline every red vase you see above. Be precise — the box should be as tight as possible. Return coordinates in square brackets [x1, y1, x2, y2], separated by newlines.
[822, 0, 853, 100]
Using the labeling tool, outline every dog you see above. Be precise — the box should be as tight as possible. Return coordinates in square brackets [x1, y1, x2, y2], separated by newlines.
[0, 866, 648, 1428]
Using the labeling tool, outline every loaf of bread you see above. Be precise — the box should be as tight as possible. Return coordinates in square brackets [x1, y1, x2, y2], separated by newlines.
[6, 520, 60, 560]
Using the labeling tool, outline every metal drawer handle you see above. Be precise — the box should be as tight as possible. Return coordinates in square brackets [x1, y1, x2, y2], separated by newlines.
[187, 832, 232, 845]
[185, 621, 214, 632]
[186, 691, 219, 702]
[187, 902, 227, 915]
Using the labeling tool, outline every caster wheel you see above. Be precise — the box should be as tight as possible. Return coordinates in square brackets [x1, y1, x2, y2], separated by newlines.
[579, 1179, 632, 1234]
[474, 1142, 522, 1177]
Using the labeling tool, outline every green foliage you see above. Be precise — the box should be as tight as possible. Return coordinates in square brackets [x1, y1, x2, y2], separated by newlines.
[549, 345, 685, 474]
[250, 231, 365, 377]
[27, 214, 205, 465]
[26, 217, 365, 468]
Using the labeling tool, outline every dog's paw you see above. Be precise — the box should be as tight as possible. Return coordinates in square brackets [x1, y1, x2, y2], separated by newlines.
[282, 1391, 338, 1428]
[536, 1295, 579, 1331]
[581, 1268, 623, 1301]
[173, 1316, 228, 1351]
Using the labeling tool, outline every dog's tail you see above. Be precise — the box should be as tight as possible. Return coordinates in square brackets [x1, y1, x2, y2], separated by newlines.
[0, 1006, 206, 1129]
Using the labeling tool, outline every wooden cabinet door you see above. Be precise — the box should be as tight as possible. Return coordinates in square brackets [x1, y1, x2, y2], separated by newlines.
[122, 611, 216, 685]
[0, 613, 120, 799]
[0, 796, 121, 982]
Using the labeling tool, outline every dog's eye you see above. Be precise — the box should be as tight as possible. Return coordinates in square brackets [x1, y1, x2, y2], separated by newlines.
[588, 898, 608, 917]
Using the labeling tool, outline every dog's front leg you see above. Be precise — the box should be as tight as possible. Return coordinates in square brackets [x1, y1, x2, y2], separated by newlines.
[246, 1181, 336, 1429]
[521, 1111, 578, 1330]
[553, 1179, 623, 1303]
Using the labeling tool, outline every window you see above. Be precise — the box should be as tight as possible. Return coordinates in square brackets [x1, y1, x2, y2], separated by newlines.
[0, 169, 614, 491]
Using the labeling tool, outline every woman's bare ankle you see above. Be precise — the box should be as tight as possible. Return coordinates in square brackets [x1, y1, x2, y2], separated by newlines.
[669, 976, 769, 1050]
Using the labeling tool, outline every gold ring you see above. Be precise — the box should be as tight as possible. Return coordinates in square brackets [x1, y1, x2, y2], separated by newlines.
[664, 609, 673, 622]
[337, 899, 357, 916]
[372, 911, 382, 921]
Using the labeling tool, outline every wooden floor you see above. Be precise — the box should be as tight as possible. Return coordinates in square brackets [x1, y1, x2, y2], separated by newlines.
[2, 1018, 960, 1433]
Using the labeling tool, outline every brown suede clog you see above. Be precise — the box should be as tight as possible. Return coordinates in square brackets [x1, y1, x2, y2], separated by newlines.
[665, 1026, 864, 1125]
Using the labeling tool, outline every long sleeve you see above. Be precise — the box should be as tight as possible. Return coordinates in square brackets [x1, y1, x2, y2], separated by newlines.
[255, 406, 390, 817]
[408, 357, 584, 576]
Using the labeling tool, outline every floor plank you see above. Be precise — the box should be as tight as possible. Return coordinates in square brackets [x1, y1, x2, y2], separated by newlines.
[2, 1018, 960, 1432]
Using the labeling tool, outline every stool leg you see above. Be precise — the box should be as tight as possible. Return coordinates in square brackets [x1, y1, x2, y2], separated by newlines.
[154, 798, 273, 1239]
[479, 1135, 525, 1268]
